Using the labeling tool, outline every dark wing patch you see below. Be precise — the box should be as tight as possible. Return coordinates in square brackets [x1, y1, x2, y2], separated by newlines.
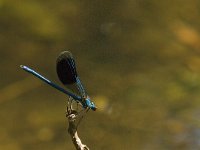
[56, 51, 78, 85]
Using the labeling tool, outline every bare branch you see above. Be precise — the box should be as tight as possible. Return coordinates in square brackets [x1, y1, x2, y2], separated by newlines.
[67, 113, 90, 150]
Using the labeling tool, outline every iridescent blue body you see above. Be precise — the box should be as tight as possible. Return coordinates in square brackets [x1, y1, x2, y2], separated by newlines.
[20, 51, 96, 111]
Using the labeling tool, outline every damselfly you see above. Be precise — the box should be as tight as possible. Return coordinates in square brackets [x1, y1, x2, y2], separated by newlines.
[20, 51, 96, 111]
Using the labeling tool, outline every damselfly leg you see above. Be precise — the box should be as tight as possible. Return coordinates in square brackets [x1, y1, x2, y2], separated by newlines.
[66, 96, 89, 128]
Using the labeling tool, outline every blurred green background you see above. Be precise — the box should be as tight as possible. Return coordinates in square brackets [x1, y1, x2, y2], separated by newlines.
[1, 0, 200, 149]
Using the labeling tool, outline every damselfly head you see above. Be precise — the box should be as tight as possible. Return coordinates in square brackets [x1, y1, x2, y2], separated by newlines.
[84, 96, 97, 111]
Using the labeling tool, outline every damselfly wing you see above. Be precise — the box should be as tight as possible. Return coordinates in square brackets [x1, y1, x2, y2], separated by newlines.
[56, 51, 87, 99]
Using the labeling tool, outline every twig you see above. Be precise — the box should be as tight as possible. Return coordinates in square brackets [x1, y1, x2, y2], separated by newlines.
[67, 112, 89, 150]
